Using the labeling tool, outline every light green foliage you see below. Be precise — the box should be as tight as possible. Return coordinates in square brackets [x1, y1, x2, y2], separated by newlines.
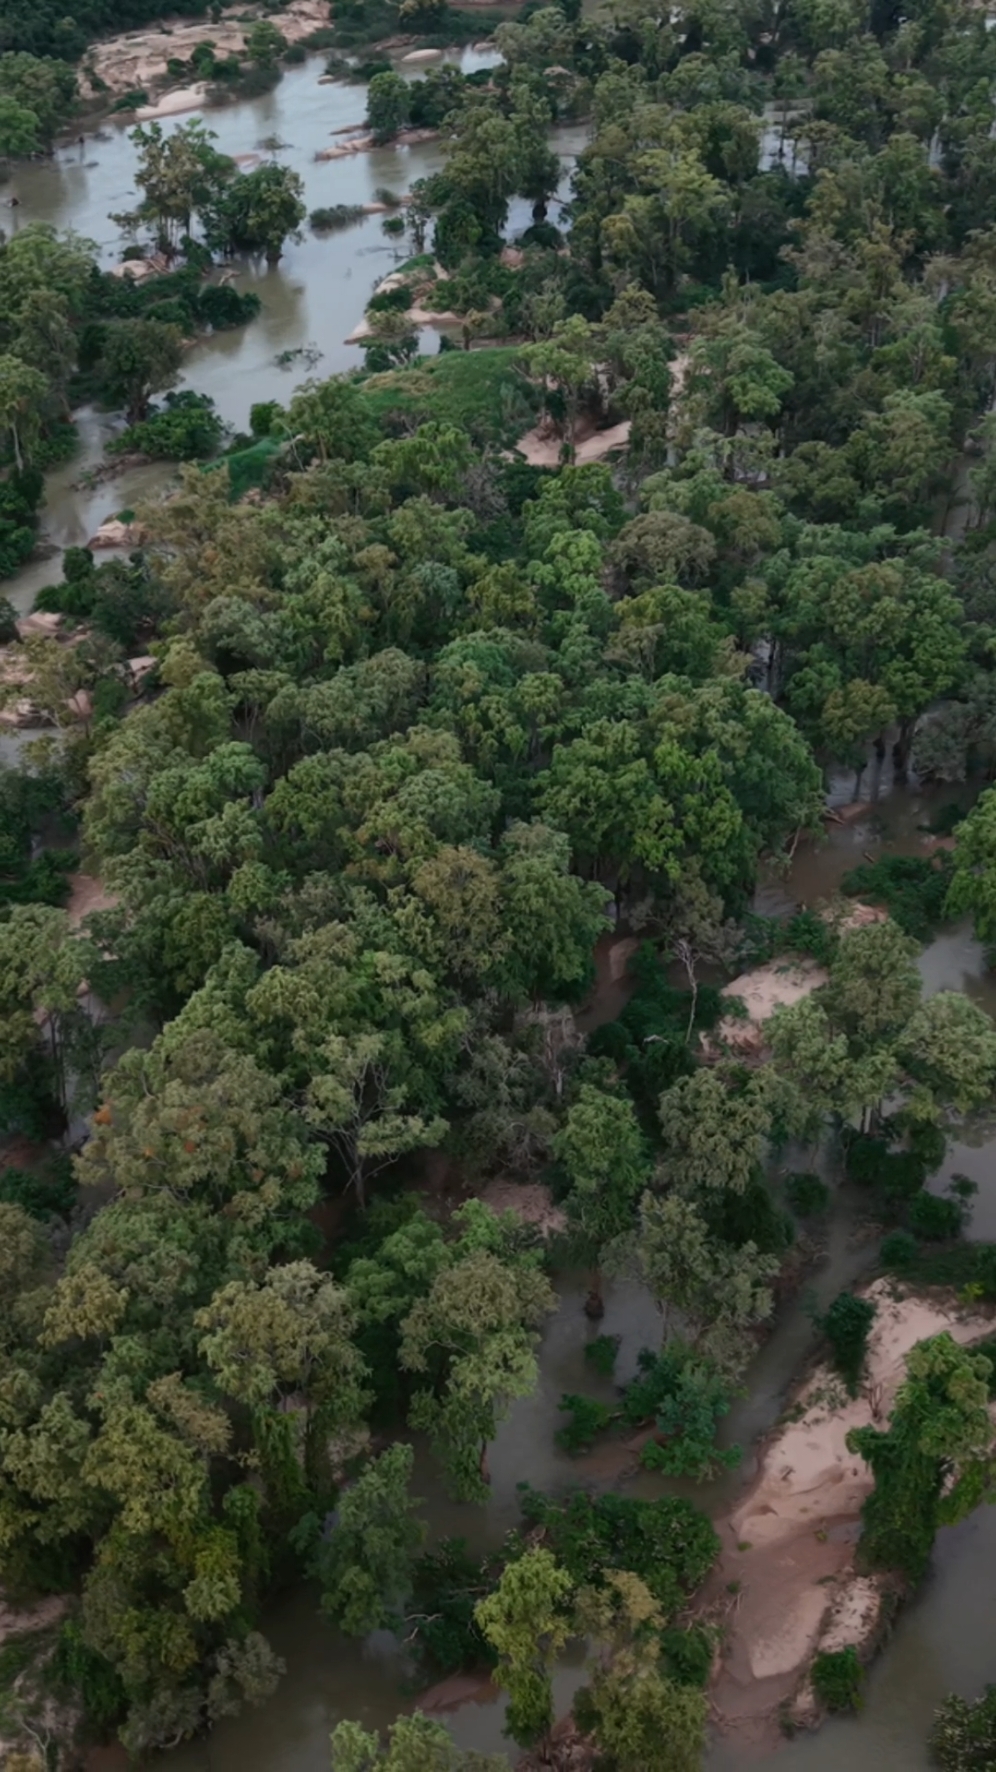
[330, 1713, 508, 1771]
[475, 1549, 574, 1746]
[638, 1192, 779, 1378]
[930, 1684, 996, 1770]
[574, 1571, 707, 1772]
[554, 1084, 651, 1305]
[947, 789, 996, 949]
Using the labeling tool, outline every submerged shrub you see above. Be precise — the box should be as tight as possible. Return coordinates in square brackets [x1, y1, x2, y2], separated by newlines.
[811, 1646, 863, 1713]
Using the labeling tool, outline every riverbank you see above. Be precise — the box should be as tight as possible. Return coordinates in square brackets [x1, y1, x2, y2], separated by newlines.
[706, 1279, 995, 1749]
[79, 0, 331, 101]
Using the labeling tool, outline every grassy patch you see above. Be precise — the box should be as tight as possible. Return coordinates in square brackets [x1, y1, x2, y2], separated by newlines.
[358, 347, 539, 449]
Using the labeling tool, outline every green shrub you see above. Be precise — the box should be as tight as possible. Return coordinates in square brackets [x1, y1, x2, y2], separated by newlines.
[931, 1685, 996, 1769]
[109, 391, 225, 461]
[820, 1291, 876, 1396]
[310, 204, 366, 232]
[555, 1394, 614, 1455]
[516, 1486, 719, 1615]
[584, 1334, 621, 1377]
[841, 854, 954, 943]
[811, 1646, 863, 1712]
[660, 1625, 713, 1688]
[621, 1344, 741, 1481]
[908, 1190, 966, 1241]
[406, 1539, 497, 1678]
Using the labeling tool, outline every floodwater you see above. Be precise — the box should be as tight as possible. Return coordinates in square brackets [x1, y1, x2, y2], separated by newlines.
[6, 54, 996, 1772]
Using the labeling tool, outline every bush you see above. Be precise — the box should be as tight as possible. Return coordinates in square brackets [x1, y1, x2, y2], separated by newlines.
[310, 204, 366, 232]
[620, 1345, 741, 1481]
[820, 1291, 876, 1396]
[931, 1686, 996, 1769]
[555, 1394, 614, 1455]
[516, 1486, 719, 1615]
[841, 854, 954, 943]
[0, 1157, 76, 1220]
[196, 283, 261, 330]
[406, 1539, 497, 1678]
[908, 1189, 966, 1241]
[811, 1645, 863, 1712]
[108, 391, 225, 461]
[660, 1625, 714, 1688]
[584, 1334, 620, 1377]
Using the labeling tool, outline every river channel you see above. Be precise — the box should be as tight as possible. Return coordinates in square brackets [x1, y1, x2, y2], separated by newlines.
[4, 53, 995, 1772]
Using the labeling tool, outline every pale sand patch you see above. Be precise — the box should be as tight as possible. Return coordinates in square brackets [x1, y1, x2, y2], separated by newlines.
[514, 418, 631, 468]
[710, 1280, 994, 1741]
[83, 0, 330, 98]
[66, 874, 120, 928]
[709, 956, 827, 1058]
[134, 82, 209, 121]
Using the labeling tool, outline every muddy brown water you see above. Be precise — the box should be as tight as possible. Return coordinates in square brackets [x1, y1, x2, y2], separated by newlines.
[6, 58, 996, 1770]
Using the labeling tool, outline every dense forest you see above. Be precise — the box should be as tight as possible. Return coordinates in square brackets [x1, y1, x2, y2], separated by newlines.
[5, 0, 996, 1765]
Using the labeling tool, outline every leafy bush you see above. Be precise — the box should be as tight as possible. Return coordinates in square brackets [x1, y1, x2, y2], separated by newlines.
[620, 1345, 741, 1481]
[820, 1291, 876, 1396]
[310, 204, 366, 231]
[908, 1189, 967, 1241]
[555, 1394, 614, 1455]
[584, 1334, 621, 1377]
[0, 1156, 76, 1219]
[108, 390, 225, 462]
[660, 1625, 714, 1688]
[517, 1486, 719, 1615]
[785, 1172, 830, 1217]
[406, 1539, 497, 1677]
[842, 854, 954, 943]
[811, 1645, 863, 1712]
[931, 1686, 996, 1769]
[196, 283, 261, 330]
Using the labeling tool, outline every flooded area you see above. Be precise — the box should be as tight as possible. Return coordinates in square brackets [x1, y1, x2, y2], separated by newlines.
[6, 48, 996, 1772]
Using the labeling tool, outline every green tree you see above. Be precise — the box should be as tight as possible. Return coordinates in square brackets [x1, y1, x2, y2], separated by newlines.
[575, 1571, 707, 1772]
[638, 1192, 779, 1377]
[947, 788, 996, 949]
[0, 93, 39, 158]
[475, 1549, 573, 1747]
[245, 19, 286, 65]
[554, 1084, 652, 1315]
[931, 1685, 996, 1771]
[0, 353, 48, 469]
[331, 1714, 508, 1771]
[367, 71, 411, 143]
[311, 1443, 426, 1635]
[847, 1333, 995, 1583]
[99, 318, 183, 423]
[206, 163, 306, 263]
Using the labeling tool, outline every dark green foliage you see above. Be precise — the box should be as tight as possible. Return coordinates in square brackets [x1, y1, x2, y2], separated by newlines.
[784, 1172, 830, 1217]
[406, 1539, 497, 1678]
[584, 1334, 621, 1377]
[587, 944, 723, 1123]
[108, 390, 225, 461]
[820, 1291, 876, 1396]
[619, 1345, 741, 1481]
[49, 1618, 126, 1734]
[931, 1685, 996, 1770]
[516, 1486, 719, 1615]
[908, 1190, 967, 1242]
[842, 855, 955, 943]
[310, 205, 366, 232]
[0, 1157, 76, 1220]
[702, 1171, 793, 1256]
[368, 283, 414, 315]
[0, 471, 43, 582]
[555, 1393, 614, 1454]
[659, 1625, 713, 1689]
[811, 1646, 863, 1713]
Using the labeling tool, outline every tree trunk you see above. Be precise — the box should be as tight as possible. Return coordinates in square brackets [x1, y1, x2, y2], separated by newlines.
[584, 1268, 605, 1319]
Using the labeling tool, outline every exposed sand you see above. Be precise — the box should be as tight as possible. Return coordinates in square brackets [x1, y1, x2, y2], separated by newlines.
[479, 1178, 567, 1238]
[709, 1280, 994, 1742]
[81, 0, 329, 100]
[134, 82, 208, 121]
[65, 873, 120, 929]
[515, 417, 631, 468]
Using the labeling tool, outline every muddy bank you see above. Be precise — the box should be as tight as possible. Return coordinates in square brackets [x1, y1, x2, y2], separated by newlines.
[81, 0, 330, 101]
[707, 1280, 994, 1748]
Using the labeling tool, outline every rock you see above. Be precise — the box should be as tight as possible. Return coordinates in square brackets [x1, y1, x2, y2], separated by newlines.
[88, 518, 145, 551]
[126, 655, 157, 688]
[134, 82, 210, 122]
[65, 688, 93, 722]
[401, 46, 443, 60]
[15, 611, 62, 640]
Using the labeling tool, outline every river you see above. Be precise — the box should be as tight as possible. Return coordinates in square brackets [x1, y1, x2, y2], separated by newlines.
[5, 54, 996, 1772]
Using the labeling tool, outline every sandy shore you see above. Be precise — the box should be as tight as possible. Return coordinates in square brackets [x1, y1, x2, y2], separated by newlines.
[82, 0, 329, 100]
[707, 1279, 994, 1745]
